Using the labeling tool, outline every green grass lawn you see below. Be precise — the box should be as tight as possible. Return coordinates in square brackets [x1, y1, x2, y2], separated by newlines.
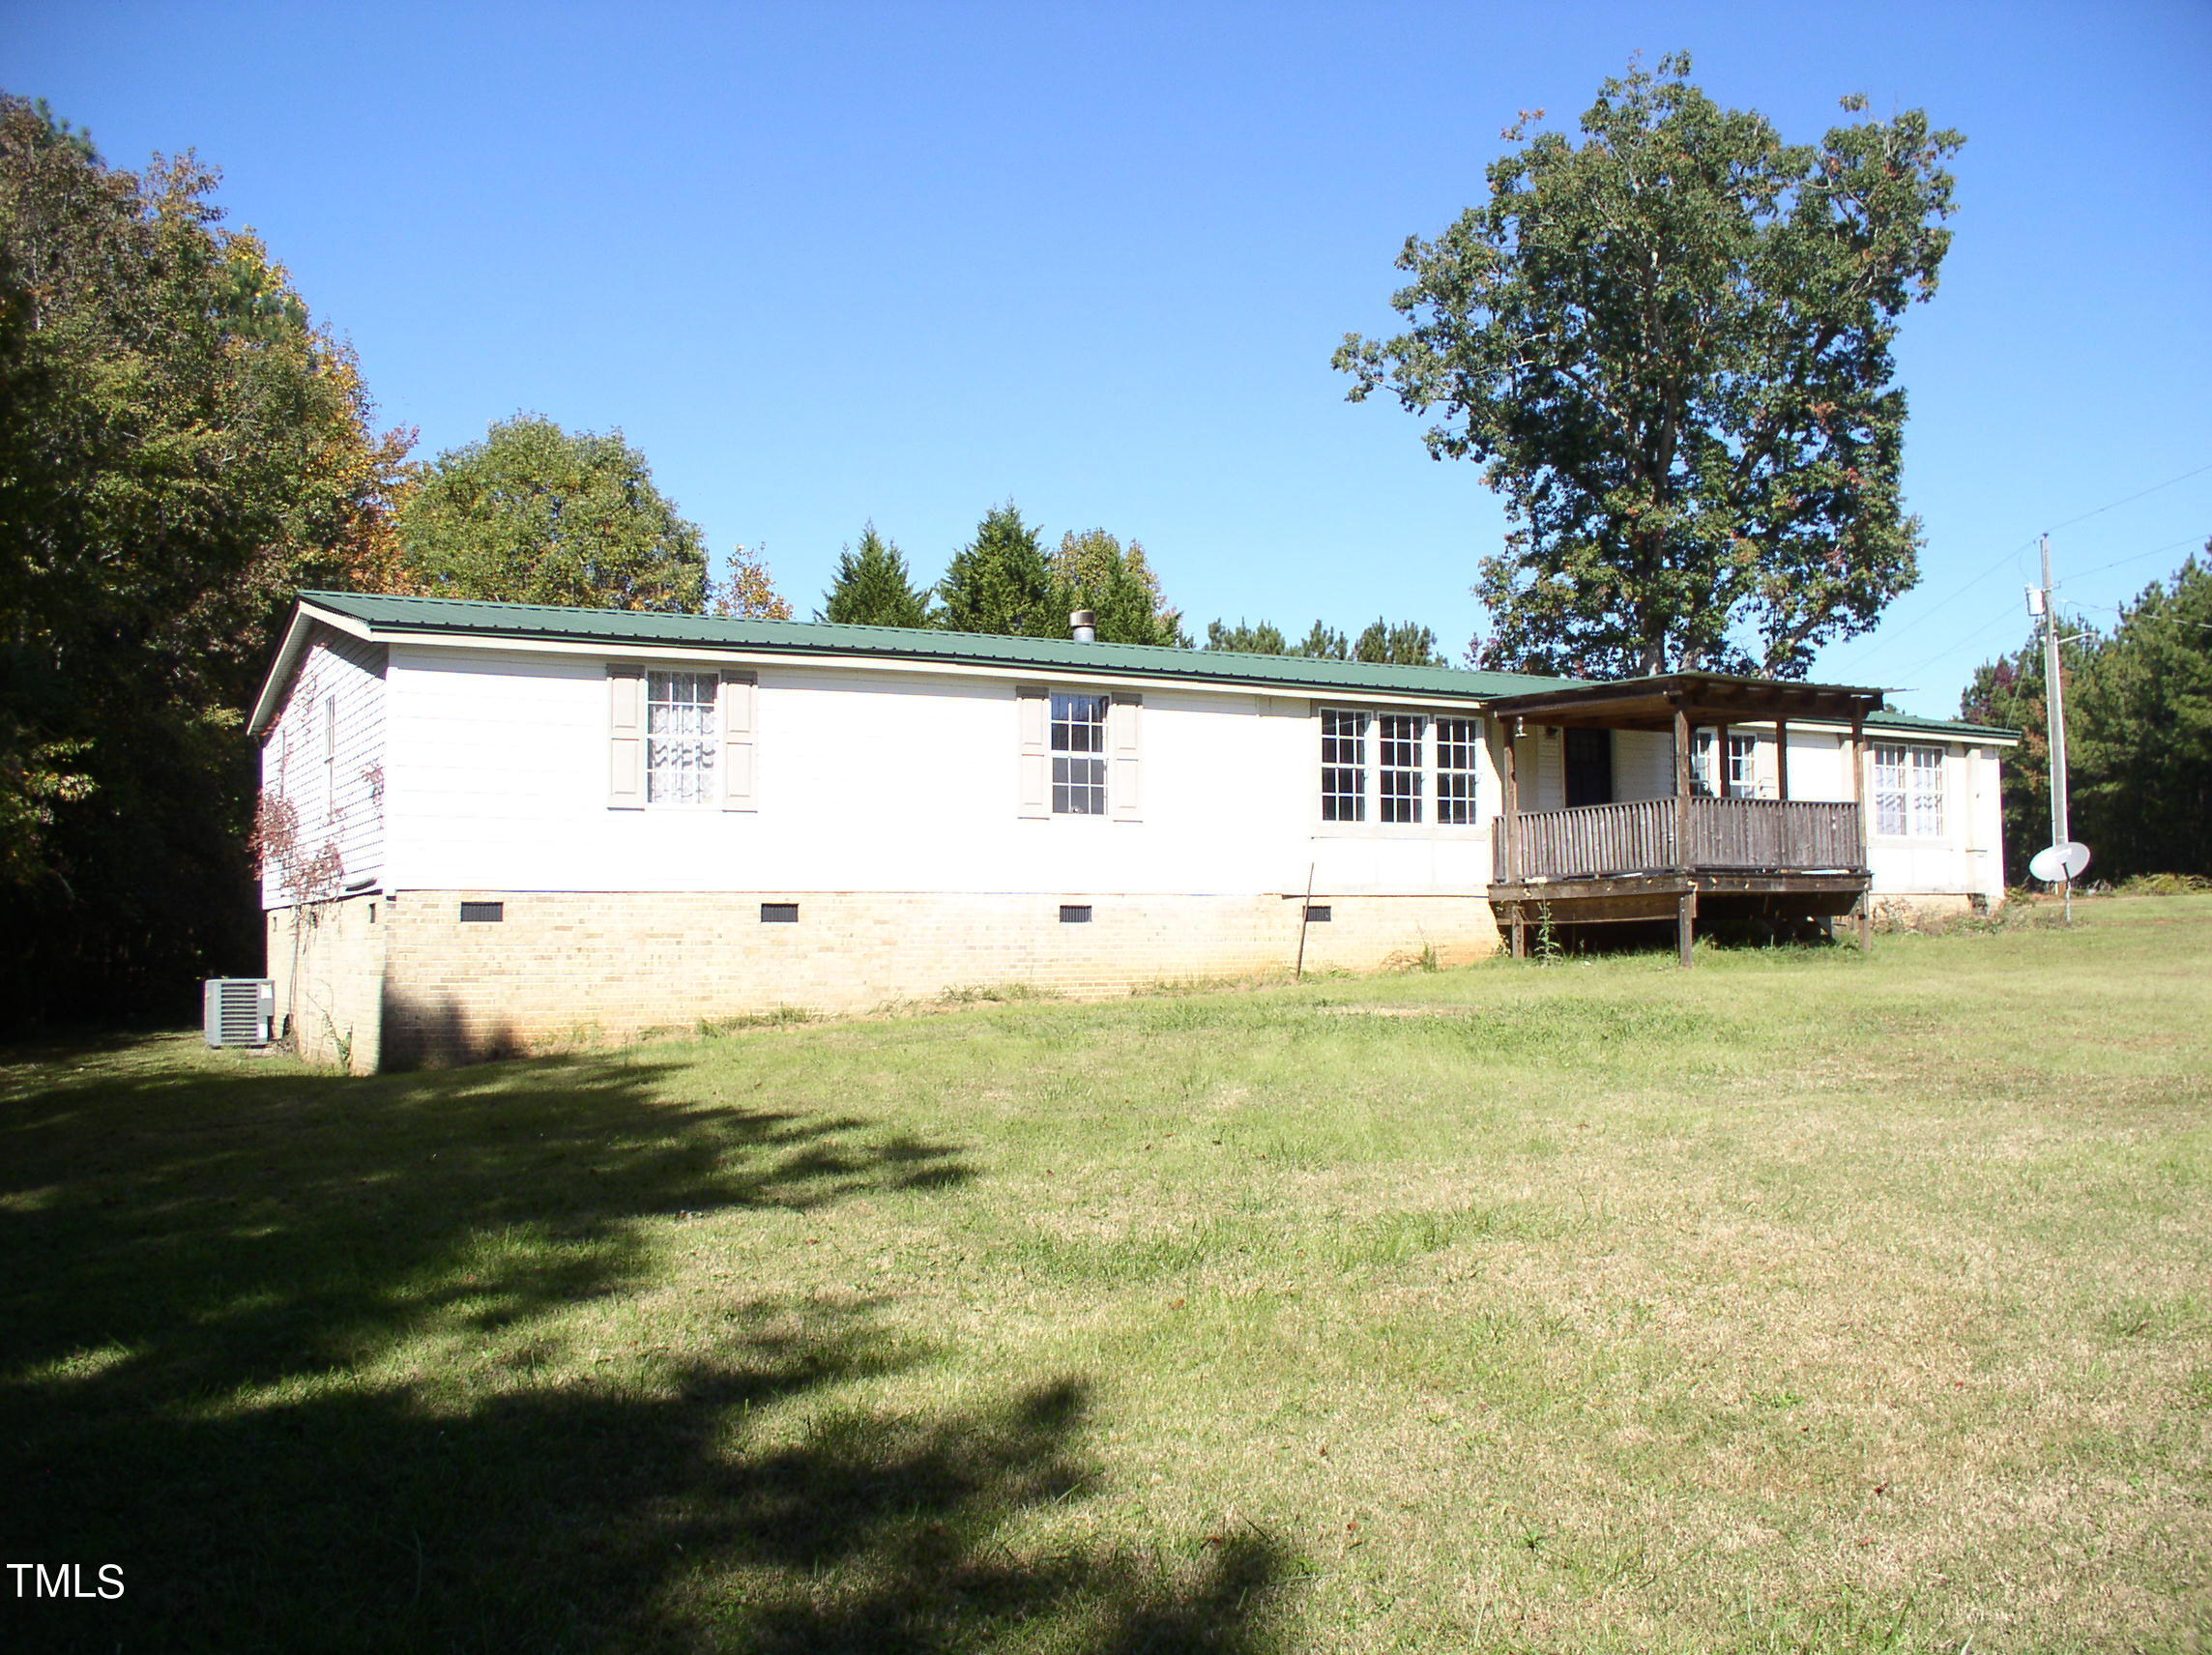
[5, 897, 2209, 1653]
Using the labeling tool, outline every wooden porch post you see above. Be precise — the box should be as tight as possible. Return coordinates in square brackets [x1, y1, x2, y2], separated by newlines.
[1673, 699, 1696, 969]
[1502, 717, 1522, 882]
[1774, 718, 1790, 800]
[1850, 712, 1871, 950]
[1672, 702, 1692, 871]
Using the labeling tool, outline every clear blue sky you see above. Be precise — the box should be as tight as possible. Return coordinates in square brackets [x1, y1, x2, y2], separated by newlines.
[8, 0, 2208, 719]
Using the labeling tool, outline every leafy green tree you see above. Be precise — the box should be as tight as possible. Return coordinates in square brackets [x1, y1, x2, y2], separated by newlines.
[0, 93, 411, 1021]
[820, 523, 932, 627]
[1050, 529, 1183, 646]
[1204, 620, 1291, 654]
[937, 502, 1057, 637]
[397, 415, 709, 611]
[713, 542, 794, 620]
[1335, 54, 1962, 678]
[1353, 619, 1444, 666]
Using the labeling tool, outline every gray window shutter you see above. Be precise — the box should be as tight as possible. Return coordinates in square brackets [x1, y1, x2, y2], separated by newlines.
[720, 669, 757, 811]
[1110, 691, 1142, 821]
[1017, 684, 1049, 818]
[608, 664, 645, 808]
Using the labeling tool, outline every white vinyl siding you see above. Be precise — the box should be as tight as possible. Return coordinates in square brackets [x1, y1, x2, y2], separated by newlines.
[354, 638, 2005, 904]
[258, 625, 387, 907]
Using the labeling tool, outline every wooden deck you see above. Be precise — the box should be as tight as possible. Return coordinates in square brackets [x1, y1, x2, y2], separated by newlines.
[1492, 797, 1865, 883]
[1480, 672, 1888, 967]
[1487, 798, 1872, 964]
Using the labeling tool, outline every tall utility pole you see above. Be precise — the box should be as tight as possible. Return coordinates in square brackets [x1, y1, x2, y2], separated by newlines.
[2037, 533, 2074, 918]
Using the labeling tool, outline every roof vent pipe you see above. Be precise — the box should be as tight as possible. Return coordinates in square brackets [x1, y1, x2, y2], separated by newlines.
[1069, 609, 1096, 643]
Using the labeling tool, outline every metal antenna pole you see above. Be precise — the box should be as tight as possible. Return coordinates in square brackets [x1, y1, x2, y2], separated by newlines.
[2040, 534, 2073, 922]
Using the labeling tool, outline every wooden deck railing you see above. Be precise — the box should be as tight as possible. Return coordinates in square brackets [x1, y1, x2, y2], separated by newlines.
[1493, 798, 1865, 882]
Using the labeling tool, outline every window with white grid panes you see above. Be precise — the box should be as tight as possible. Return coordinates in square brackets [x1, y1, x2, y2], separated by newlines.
[1378, 714, 1424, 823]
[1726, 733, 1757, 798]
[646, 671, 717, 804]
[1435, 718, 1479, 824]
[1873, 743, 1945, 837]
[1321, 708, 1487, 827]
[1320, 709, 1367, 822]
[1050, 692, 1108, 815]
[1692, 729, 1759, 798]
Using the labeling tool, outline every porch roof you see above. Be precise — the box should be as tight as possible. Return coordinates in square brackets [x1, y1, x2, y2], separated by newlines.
[1482, 671, 1887, 733]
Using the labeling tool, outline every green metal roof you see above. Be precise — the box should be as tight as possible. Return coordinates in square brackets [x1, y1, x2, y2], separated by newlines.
[1862, 708, 2020, 741]
[293, 591, 2019, 742]
[297, 591, 1569, 701]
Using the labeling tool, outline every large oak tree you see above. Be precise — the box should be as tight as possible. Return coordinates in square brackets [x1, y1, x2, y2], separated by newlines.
[397, 415, 709, 612]
[1335, 54, 1961, 678]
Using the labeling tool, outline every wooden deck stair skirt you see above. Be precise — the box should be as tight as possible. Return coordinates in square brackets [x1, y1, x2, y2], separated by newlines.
[1494, 798, 1866, 883]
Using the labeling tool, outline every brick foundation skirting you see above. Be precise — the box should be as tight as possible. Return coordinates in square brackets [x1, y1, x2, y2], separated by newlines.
[270, 889, 1502, 1071]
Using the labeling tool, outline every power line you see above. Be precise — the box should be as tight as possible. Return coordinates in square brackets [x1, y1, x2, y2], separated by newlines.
[1823, 537, 2036, 671]
[1831, 530, 2205, 680]
[2063, 533, 2204, 585]
[2069, 596, 2212, 633]
[2043, 458, 2212, 535]
[1824, 460, 2211, 675]
[1882, 602, 2026, 687]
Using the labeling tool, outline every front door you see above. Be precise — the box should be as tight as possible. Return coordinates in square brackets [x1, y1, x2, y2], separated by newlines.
[1564, 728, 1614, 808]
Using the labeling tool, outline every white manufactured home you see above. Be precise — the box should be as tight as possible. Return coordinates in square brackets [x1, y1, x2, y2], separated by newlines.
[248, 593, 2018, 1071]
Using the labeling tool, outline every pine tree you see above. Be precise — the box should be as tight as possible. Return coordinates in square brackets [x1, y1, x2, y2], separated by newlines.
[1296, 622, 1351, 660]
[937, 503, 1057, 637]
[1353, 619, 1444, 666]
[820, 523, 931, 627]
[1204, 620, 1291, 654]
[1203, 617, 1441, 663]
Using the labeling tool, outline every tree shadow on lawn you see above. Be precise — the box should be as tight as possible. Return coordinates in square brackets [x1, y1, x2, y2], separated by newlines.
[0, 1038, 1290, 1653]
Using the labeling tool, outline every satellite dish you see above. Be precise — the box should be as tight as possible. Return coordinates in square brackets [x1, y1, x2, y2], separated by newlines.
[2028, 841, 2092, 883]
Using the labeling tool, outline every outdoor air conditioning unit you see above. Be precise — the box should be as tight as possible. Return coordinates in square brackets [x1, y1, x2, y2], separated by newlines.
[204, 978, 275, 1048]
